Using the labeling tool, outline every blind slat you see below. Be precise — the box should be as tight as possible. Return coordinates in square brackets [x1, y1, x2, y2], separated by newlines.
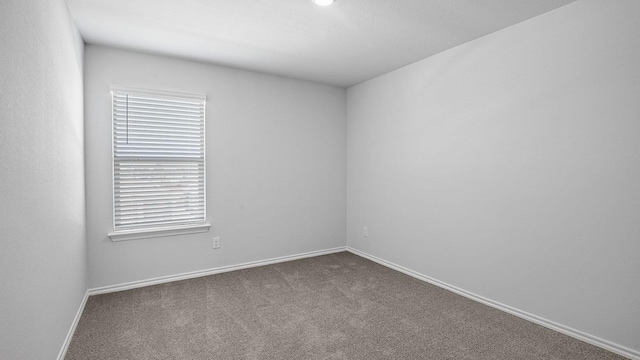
[114, 108, 203, 119]
[116, 218, 204, 228]
[117, 211, 205, 221]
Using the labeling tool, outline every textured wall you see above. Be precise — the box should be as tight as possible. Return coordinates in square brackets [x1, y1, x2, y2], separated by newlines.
[347, 0, 640, 354]
[84, 45, 346, 289]
[0, 0, 87, 359]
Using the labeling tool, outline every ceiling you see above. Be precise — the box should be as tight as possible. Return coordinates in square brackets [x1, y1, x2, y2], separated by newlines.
[66, 0, 577, 87]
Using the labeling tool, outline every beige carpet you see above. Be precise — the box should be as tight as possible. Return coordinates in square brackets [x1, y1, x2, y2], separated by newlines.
[66, 252, 626, 359]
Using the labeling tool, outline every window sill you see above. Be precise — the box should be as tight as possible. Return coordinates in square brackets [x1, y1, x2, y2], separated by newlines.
[108, 223, 211, 242]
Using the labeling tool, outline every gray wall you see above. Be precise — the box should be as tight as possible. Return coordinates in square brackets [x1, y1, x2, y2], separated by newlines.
[84, 45, 347, 289]
[0, 0, 87, 359]
[347, 0, 640, 353]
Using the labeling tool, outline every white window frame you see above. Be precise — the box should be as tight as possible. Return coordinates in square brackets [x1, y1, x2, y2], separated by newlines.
[108, 86, 210, 241]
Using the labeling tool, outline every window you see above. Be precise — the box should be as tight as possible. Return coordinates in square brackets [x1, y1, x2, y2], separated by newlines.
[108, 87, 209, 241]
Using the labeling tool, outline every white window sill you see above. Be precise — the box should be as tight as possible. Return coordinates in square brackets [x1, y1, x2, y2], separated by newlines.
[108, 223, 211, 242]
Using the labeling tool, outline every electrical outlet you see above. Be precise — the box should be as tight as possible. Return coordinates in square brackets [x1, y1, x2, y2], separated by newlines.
[212, 236, 220, 249]
[363, 227, 368, 237]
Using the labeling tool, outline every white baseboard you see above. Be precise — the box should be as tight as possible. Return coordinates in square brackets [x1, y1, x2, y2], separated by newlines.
[89, 246, 347, 295]
[346, 246, 639, 360]
[64, 246, 638, 359]
[57, 289, 89, 360]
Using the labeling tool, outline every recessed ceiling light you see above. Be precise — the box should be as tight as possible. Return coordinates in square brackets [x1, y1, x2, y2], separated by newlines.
[312, 0, 336, 6]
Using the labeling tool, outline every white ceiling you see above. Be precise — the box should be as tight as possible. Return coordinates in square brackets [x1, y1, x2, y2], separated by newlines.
[66, 0, 577, 87]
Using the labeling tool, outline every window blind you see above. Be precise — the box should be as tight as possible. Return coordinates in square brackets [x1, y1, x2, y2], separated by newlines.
[112, 89, 206, 232]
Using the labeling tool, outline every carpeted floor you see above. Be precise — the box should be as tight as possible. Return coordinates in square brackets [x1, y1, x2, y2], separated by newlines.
[66, 252, 627, 359]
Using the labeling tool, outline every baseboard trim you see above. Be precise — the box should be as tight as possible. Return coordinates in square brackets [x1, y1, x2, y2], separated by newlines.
[346, 246, 639, 360]
[57, 289, 89, 360]
[89, 246, 347, 296]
